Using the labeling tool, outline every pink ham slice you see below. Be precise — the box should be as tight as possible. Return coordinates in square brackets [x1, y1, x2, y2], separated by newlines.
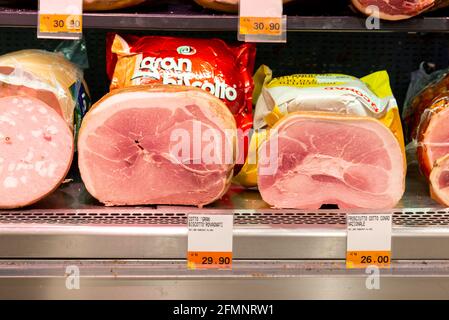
[0, 96, 74, 209]
[351, 0, 440, 20]
[77, 85, 237, 207]
[257, 112, 405, 209]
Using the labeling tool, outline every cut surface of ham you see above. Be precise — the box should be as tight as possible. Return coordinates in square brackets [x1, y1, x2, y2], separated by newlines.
[429, 154, 449, 206]
[351, 0, 438, 20]
[78, 85, 237, 207]
[257, 112, 405, 209]
[0, 96, 74, 209]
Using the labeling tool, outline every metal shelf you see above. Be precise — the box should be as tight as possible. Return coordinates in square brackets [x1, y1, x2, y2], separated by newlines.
[0, 164, 449, 260]
[1, 259, 449, 299]
[1, 6, 449, 32]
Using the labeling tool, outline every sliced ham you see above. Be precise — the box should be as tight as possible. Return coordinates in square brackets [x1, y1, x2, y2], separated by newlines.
[0, 96, 74, 209]
[351, 0, 446, 20]
[78, 85, 237, 207]
[257, 112, 405, 209]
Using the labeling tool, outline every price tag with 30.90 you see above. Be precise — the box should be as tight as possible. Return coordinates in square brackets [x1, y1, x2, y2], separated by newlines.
[38, 0, 83, 39]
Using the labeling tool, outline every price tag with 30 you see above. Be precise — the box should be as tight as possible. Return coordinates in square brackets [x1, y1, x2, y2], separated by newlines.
[346, 213, 392, 269]
[187, 214, 233, 270]
[238, 0, 286, 43]
[38, 0, 83, 39]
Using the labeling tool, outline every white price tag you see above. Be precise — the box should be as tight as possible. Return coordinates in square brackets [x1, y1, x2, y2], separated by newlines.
[238, 0, 286, 43]
[38, 0, 83, 39]
[187, 214, 233, 269]
[346, 213, 392, 269]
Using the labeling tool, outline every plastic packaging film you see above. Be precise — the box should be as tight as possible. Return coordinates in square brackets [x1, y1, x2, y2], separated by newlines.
[234, 65, 406, 191]
[404, 63, 449, 206]
[106, 33, 256, 163]
[0, 43, 90, 209]
[0, 45, 90, 136]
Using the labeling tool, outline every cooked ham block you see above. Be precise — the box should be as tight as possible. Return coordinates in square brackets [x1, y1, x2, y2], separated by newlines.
[0, 96, 74, 209]
[416, 98, 449, 206]
[78, 85, 237, 207]
[257, 112, 405, 209]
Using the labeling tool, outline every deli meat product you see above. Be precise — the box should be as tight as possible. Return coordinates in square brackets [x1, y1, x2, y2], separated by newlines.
[235, 66, 406, 209]
[0, 49, 88, 209]
[194, 0, 292, 12]
[83, 0, 146, 10]
[257, 112, 405, 209]
[403, 64, 449, 206]
[78, 85, 237, 207]
[0, 50, 89, 132]
[0, 96, 73, 209]
[107, 33, 255, 137]
[351, 0, 449, 21]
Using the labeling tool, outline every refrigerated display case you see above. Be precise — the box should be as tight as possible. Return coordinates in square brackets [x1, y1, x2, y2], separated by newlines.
[1, 1, 449, 299]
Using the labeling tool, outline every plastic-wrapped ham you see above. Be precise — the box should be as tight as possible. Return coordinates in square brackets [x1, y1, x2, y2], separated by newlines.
[77, 85, 237, 207]
[258, 112, 405, 209]
[236, 66, 406, 209]
[0, 49, 89, 209]
[404, 64, 449, 206]
[351, 0, 449, 21]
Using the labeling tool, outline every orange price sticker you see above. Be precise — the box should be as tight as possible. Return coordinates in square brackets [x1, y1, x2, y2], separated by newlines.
[346, 250, 391, 269]
[187, 214, 234, 270]
[239, 17, 282, 36]
[39, 14, 82, 34]
[187, 251, 232, 270]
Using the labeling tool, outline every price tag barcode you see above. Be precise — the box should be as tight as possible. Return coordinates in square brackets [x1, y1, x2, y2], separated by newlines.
[187, 214, 233, 270]
[346, 213, 392, 269]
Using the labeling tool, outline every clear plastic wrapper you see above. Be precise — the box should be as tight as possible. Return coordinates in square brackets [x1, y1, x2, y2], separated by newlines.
[0, 42, 90, 136]
[404, 63, 449, 206]
[235, 65, 405, 189]
[0, 42, 89, 209]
